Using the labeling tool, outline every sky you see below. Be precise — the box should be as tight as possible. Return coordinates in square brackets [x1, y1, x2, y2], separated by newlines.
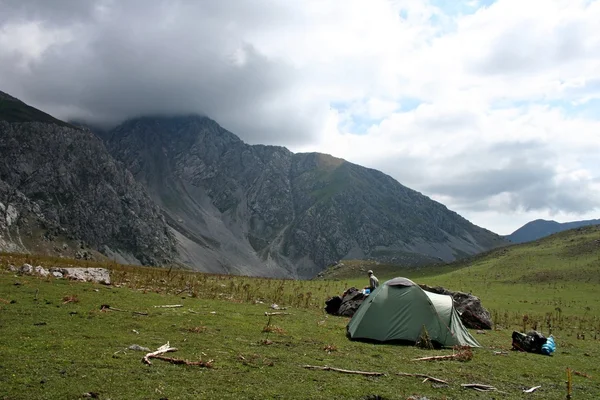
[1, 0, 599, 235]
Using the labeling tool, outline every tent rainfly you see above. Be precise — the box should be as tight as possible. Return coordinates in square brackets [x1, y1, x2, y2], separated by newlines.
[346, 277, 480, 348]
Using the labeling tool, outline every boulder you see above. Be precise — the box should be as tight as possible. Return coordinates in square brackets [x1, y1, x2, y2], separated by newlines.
[34, 265, 49, 277]
[15, 263, 110, 285]
[419, 284, 492, 330]
[325, 283, 493, 330]
[325, 287, 366, 317]
[324, 295, 342, 315]
[51, 267, 111, 285]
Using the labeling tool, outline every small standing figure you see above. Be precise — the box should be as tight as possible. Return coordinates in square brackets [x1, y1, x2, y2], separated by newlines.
[366, 270, 379, 293]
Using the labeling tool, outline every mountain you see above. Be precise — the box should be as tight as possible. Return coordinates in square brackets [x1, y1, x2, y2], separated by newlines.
[506, 218, 600, 244]
[0, 91, 176, 264]
[105, 115, 508, 278]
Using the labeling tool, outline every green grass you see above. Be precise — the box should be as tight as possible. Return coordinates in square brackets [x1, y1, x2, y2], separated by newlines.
[1, 225, 600, 399]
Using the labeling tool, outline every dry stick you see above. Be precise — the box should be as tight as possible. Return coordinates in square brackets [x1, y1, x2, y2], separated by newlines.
[302, 365, 385, 377]
[264, 312, 292, 316]
[150, 355, 214, 368]
[461, 383, 497, 391]
[142, 342, 178, 365]
[397, 372, 448, 385]
[574, 370, 592, 379]
[100, 305, 147, 315]
[154, 304, 183, 308]
[412, 354, 460, 362]
[175, 287, 190, 295]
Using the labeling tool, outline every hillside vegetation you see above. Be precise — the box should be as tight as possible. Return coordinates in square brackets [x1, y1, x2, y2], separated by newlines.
[1, 226, 599, 399]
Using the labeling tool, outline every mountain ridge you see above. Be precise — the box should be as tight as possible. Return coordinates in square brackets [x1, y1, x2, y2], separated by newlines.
[0, 90, 509, 277]
[0, 91, 177, 265]
[506, 218, 600, 243]
[105, 114, 508, 278]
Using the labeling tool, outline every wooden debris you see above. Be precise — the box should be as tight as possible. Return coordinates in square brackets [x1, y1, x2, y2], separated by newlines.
[412, 346, 473, 362]
[62, 295, 79, 304]
[100, 304, 147, 315]
[264, 312, 291, 316]
[397, 372, 448, 385]
[142, 342, 178, 365]
[153, 304, 183, 308]
[494, 351, 508, 356]
[150, 355, 213, 368]
[302, 365, 385, 377]
[523, 385, 541, 393]
[574, 370, 592, 379]
[461, 383, 497, 392]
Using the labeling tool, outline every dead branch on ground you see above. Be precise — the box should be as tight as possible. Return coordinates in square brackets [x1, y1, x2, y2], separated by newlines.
[574, 371, 592, 378]
[412, 346, 473, 362]
[397, 372, 448, 385]
[62, 295, 79, 304]
[150, 355, 213, 368]
[302, 365, 385, 376]
[153, 304, 183, 308]
[142, 342, 178, 365]
[264, 312, 291, 316]
[461, 383, 497, 392]
[100, 304, 148, 315]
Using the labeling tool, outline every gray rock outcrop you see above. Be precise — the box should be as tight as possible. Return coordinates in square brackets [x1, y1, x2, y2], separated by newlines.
[12, 263, 111, 284]
[0, 91, 176, 265]
[419, 284, 492, 329]
[105, 116, 508, 278]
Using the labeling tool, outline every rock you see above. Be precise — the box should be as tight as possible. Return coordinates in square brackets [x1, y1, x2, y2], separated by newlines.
[34, 265, 49, 277]
[128, 344, 151, 352]
[0, 107, 177, 266]
[52, 271, 63, 278]
[8, 264, 17, 272]
[337, 287, 366, 317]
[21, 263, 34, 274]
[419, 284, 492, 330]
[324, 295, 342, 315]
[51, 268, 111, 285]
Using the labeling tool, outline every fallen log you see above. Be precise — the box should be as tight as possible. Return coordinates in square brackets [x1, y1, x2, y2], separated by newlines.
[302, 365, 385, 376]
[142, 342, 178, 365]
[397, 372, 448, 385]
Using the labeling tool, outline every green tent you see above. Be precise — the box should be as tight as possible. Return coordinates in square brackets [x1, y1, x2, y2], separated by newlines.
[346, 277, 480, 348]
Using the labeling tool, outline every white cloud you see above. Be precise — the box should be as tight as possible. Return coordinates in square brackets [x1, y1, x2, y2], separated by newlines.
[1, 0, 599, 234]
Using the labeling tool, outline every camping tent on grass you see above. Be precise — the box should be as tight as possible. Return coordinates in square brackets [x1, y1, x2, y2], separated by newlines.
[346, 277, 480, 348]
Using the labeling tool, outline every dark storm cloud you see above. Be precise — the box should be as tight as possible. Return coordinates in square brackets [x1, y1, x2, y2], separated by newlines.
[0, 0, 323, 146]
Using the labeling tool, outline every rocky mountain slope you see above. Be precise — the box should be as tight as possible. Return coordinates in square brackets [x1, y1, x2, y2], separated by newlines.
[506, 218, 600, 244]
[0, 91, 176, 264]
[106, 115, 508, 278]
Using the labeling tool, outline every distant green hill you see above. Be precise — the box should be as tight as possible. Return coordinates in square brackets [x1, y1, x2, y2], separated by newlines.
[319, 225, 600, 316]
[506, 218, 600, 243]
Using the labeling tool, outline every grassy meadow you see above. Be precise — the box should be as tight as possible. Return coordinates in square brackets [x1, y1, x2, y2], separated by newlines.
[1, 225, 600, 399]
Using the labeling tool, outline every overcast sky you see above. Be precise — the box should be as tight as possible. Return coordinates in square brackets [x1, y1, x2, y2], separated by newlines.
[1, 0, 599, 235]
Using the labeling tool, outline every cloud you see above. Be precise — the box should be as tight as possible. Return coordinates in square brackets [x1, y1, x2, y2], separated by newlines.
[1, 0, 599, 234]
